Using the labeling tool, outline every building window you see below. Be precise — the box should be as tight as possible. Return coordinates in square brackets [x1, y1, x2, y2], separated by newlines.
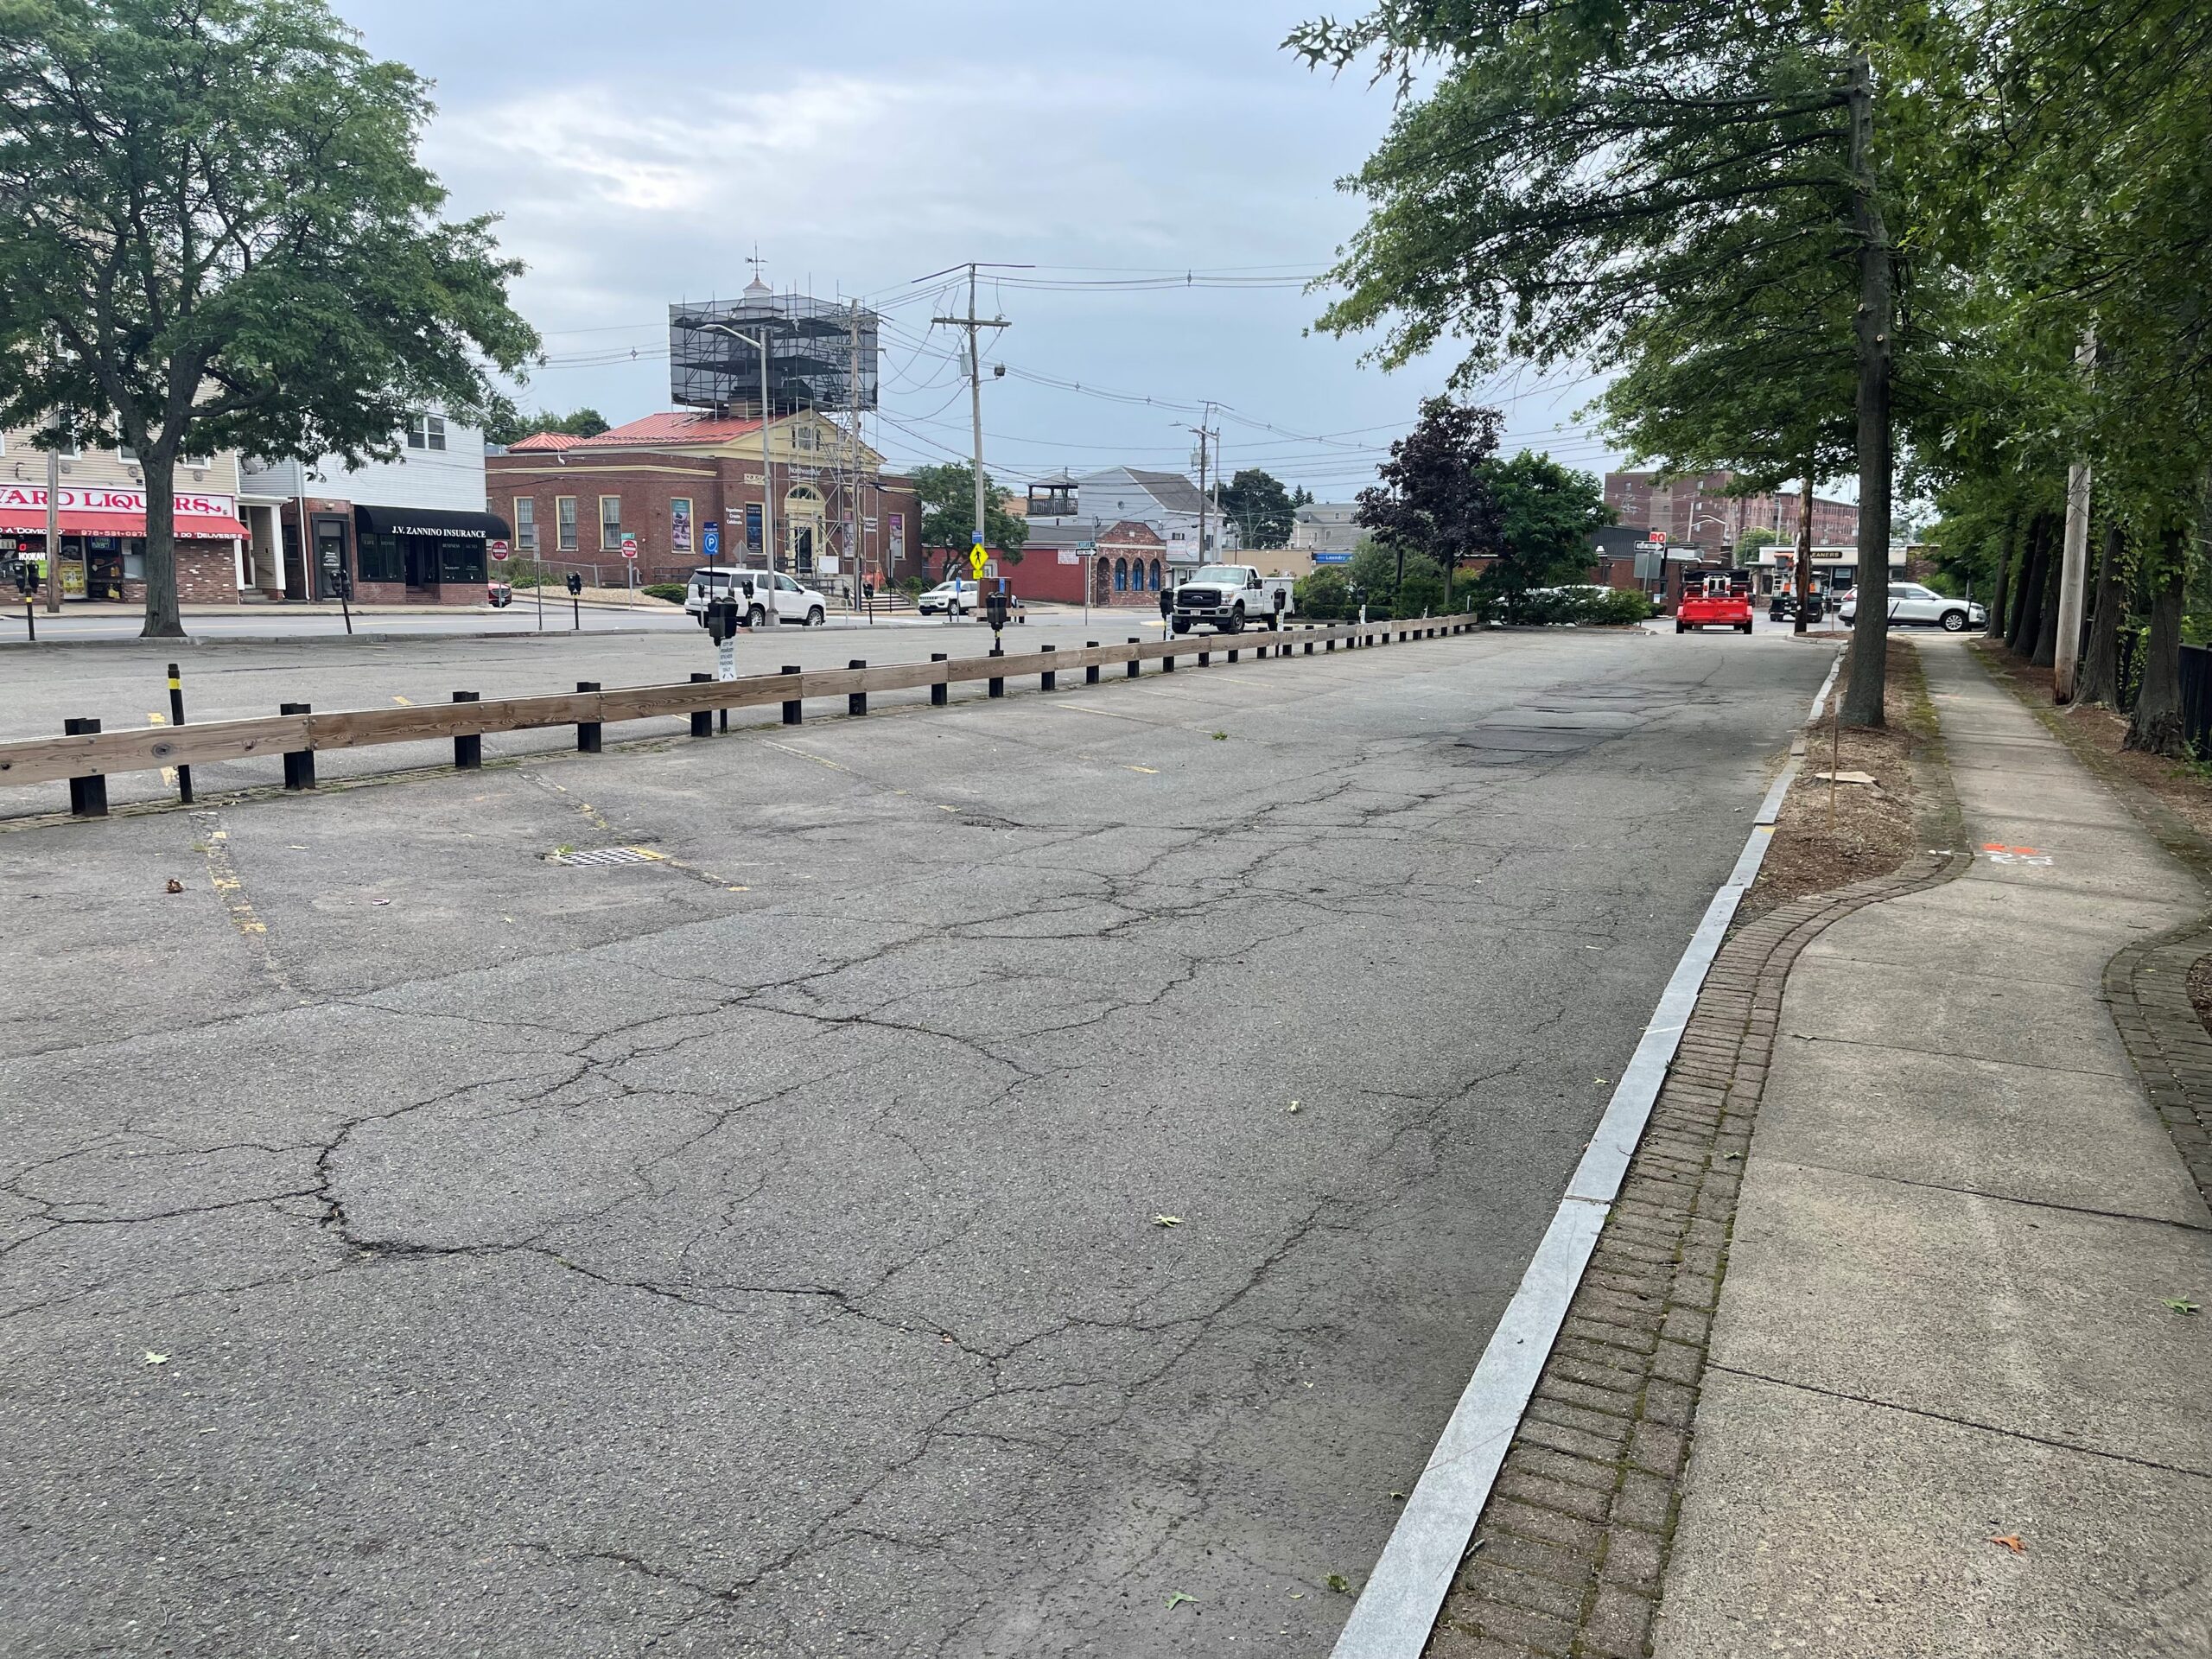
[357, 530, 404, 584]
[599, 495, 621, 551]
[556, 496, 577, 552]
[1114, 558, 1128, 592]
[406, 414, 447, 452]
[118, 443, 137, 462]
[1149, 559, 1162, 590]
[514, 498, 537, 553]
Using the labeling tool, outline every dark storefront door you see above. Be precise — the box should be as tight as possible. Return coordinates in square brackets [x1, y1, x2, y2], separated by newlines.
[313, 515, 350, 600]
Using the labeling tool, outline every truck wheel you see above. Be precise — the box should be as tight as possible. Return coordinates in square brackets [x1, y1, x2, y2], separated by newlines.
[1738, 620, 1753, 634]
[1172, 617, 1191, 635]
[1940, 609, 1967, 632]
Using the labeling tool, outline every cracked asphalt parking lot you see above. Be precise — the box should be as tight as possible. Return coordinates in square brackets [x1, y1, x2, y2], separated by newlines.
[1, 628, 1824, 1657]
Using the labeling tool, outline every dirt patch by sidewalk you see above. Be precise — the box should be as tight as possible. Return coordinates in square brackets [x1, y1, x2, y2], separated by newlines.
[1740, 640, 1933, 923]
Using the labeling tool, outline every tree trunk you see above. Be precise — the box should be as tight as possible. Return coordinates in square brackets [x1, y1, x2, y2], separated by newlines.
[2076, 523, 2124, 707]
[138, 448, 185, 639]
[2126, 531, 2188, 756]
[1983, 509, 2016, 639]
[1840, 54, 1891, 728]
[2010, 512, 2050, 655]
[2031, 522, 2066, 666]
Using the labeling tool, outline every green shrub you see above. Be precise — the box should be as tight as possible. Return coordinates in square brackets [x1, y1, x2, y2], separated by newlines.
[1480, 586, 1655, 626]
[1294, 566, 1353, 620]
[640, 582, 688, 603]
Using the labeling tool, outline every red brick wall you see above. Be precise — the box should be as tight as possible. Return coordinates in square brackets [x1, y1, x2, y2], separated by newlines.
[175, 543, 239, 602]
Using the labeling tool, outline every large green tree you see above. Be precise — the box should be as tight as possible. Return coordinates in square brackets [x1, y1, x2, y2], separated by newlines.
[1293, 0, 1904, 724]
[1476, 451, 1615, 618]
[1217, 468, 1297, 549]
[0, 0, 537, 636]
[912, 461, 1027, 573]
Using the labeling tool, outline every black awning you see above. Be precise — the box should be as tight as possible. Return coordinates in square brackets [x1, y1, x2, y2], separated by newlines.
[353, 505, 512, 540]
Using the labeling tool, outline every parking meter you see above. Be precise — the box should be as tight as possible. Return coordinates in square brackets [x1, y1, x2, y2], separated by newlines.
[565, 571, 582, 596]
[704, 595, 741, 643]
[1272, 585, 1287, 624]
[985, 588, 1011, 649]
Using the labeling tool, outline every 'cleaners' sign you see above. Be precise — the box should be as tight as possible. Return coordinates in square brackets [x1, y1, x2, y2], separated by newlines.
[0, 485, 237, 518]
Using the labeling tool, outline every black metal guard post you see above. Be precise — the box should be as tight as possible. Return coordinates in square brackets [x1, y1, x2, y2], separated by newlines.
[931, 652, 949, 706]
[1085, 642, 1101, 685]
[1127, 637, 1141, 678]
[575, 683, 601, 753]
[1163, 647, 1175, 672]
[166, 663, 194, 804]
[1040, 645, 1057, 691]
[63, 718, 106, 817]
[1227, 644, 1238, 664]
[1198, 646, 1210, 667]
[689, 674, 713, 737]
[988, 646, 1005, 698]
[279, 702, 315, 790]
[23, 599, 34, 642]
[781, 666, 803, 725]
[453, 691, 482, 768]
[849, 660, 868, 717]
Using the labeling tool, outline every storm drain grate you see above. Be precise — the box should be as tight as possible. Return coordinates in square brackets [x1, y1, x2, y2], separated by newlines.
[547, 846, 666, 868]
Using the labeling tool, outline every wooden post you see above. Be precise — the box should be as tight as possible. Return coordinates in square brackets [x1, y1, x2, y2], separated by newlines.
[454, 692, 482, 768]
[280, 703, 315, 789]
[575, 683, 601, 753]
[64, 718, 106, 817]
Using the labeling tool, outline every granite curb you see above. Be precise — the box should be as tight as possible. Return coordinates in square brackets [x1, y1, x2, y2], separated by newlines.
[1421, 847, 1961, 1659]
[2106, 927, 2212, 1209]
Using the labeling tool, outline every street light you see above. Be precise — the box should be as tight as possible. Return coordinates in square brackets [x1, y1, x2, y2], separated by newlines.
[690, 319, 779, 626]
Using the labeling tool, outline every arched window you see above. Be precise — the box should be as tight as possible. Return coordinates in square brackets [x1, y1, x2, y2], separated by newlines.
[1114, 557, 1128, 592]
[1149, 559, 1162, 591]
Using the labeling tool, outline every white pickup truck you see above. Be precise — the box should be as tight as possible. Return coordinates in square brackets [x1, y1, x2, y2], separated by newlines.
[1170, 564, 1296, 634]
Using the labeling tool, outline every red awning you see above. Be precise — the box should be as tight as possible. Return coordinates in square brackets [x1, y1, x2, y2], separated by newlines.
[0, 508, 247, 540]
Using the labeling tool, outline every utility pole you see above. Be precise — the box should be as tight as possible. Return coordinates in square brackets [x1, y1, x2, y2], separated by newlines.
[925, 262, 1028, 587]
[1186, 404, 1217, 567]
[1796, 448, 1815, 635]
[2054, 328, 2096, 702]
[43, 436, 60, 613]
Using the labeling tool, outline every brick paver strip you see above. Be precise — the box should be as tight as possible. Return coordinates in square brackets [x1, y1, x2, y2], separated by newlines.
[2105, 926, 2212, 1208]
[1421, 849, 1959, 1659]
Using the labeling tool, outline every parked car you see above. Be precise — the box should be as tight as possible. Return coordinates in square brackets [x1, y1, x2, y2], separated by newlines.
[683, 567, 826, 627]
[1171, 564, 1296, 633]
[918, 579, 980, 615]
[1837, 583, 1984, 632]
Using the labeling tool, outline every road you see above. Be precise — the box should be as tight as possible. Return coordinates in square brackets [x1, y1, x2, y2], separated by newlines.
[0, 626, 1828, 1656]
[0, 601, 982, 644]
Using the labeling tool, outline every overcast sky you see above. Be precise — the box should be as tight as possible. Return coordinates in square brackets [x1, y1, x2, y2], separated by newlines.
[341, 0, 1619, 499]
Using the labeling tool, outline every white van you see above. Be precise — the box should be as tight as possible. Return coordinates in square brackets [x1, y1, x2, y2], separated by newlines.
[683, 568, 828, 627]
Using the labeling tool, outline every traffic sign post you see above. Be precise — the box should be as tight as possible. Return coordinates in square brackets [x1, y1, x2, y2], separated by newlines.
[702, 522, 721, 562]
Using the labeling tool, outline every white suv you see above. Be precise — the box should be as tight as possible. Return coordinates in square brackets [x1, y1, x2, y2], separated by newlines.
[1838, 582, 1985, 632]
[683, 567, 827, 627]
[918, 579, 979, 616]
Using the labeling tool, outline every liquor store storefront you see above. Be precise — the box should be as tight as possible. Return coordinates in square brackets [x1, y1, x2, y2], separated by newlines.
[0, 486, 249, 602]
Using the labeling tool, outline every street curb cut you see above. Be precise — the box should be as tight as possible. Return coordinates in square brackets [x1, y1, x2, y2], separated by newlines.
[1328, 652, 1849, 1659]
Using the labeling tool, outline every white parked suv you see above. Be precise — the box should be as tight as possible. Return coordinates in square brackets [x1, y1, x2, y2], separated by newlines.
[1837, 582, 1985, 632]
[918, 579, 980, 615]
[683, 567, 827, 627]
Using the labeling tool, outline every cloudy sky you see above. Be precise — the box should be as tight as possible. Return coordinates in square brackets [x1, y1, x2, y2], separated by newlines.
[342, 0, 1618, 499]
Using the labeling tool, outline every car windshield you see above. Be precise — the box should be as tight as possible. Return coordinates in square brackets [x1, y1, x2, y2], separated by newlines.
[1192, 566, 1247, 584]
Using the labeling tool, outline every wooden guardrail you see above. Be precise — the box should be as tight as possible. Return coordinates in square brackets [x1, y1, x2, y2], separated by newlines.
[1, 615, 1485, 814]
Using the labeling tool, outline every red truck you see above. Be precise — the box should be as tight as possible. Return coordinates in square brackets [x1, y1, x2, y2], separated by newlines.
[1675, 572, 1754, 634]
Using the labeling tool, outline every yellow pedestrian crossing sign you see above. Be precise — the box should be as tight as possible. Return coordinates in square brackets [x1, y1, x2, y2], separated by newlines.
[969, 545, 987, 578]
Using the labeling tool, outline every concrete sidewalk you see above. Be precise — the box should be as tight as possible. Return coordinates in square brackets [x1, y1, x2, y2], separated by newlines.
[1655, 639, 2212, 1656]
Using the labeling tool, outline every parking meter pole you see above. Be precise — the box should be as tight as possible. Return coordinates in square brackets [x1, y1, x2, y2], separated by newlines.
[167, 663, 193, 804]
[988, 645, 1005, 698]
[453, 691, 481, 769]
[24, 598, 34, 643]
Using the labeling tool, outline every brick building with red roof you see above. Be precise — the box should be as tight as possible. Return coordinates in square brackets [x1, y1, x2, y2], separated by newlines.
[487, 409, 918, 594]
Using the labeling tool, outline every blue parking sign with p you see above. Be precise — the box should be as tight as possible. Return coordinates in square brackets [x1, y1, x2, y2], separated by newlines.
[702, 522, 721, 559]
